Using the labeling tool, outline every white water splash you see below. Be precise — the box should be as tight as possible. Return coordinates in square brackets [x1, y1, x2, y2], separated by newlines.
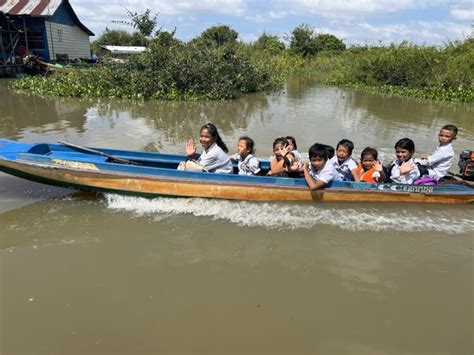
[105, 194, 473, 234]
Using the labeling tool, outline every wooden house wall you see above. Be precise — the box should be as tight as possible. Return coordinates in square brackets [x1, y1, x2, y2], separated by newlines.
[44, 4, 91, 60]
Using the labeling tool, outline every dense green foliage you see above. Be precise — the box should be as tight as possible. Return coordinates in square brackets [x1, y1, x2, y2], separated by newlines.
[13, 34, 282, 100]
[289, 24, 346, 57]
[11, 10, 473, 102]
[193, 25, 239, 47]
[320, 40, 473, 102]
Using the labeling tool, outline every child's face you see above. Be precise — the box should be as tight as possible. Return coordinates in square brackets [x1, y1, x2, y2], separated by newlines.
[395, 147, 413, 162]
[273, 143, 284, 158]
[310, 156, 326, 171]
[286, 141, 295, 151]
[199, 128, 215, 149]
[438, 129, 456, 145]
[336, 145, 350, 162]
[236, 139, 249, 157]
[361, 154, 376, 170]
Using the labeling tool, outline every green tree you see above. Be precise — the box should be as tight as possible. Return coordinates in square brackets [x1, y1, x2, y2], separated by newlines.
[289, 24, 317, 57]
[290, 24, 345, 56]
[125, 8, 158, 37]
[254, 33, 285, 53]
[314, 33, 346, 52]
[196, 25, 239, 47]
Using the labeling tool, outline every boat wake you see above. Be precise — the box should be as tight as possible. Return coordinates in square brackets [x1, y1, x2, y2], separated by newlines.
[105, 194, 473, 234]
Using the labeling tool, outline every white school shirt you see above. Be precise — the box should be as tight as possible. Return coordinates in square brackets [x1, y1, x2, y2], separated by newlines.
[329, 156, 357, 181]
[308, 161, 340, 184]
[389, 158, 420, 184]
[232, 153, 261, 175]
[198, 143, 233, 174]
[424, 143, 454, 179]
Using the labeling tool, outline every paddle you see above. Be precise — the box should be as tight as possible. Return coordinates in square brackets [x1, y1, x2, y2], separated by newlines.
[58, 141, 141, 165]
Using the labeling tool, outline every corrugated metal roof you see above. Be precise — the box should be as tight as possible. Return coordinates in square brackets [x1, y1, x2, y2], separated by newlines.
[0, 0, 62, 16]
[0, 0, 94, 35]
[100, 46, 148, 55]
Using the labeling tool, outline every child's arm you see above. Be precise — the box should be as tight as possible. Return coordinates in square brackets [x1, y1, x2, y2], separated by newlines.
[351, 167, 361, 182]
[303, 162, 326, 190]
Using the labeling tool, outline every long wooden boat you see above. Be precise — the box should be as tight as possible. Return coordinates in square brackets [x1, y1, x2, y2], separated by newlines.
[0, 139, 473, 204]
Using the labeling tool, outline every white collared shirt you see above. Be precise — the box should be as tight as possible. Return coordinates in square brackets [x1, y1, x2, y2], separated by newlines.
[308, 161, 340, 184]
[426, 143, 454, 179]
[198, 143, 233, 174]
[233, 153, 261, 175]
[329, 156, 357, 181]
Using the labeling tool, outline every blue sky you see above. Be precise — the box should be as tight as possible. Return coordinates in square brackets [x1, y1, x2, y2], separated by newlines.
[70, 0, 473, 45]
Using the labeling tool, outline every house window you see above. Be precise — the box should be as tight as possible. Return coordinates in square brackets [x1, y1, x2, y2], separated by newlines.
[57, 29, 63, 42]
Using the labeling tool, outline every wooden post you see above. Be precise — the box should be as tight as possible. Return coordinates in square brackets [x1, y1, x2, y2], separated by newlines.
[22, 17, 29, 53]
[6, 16, 14, 62]
[0, 24, 5, 64]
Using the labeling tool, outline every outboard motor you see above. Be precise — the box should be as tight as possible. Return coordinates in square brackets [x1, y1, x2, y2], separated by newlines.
[458, 150, 474, 181]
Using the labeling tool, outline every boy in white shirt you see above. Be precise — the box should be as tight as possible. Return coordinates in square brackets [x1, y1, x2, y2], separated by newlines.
[303, 143, 340, 190]
[415, 125, 457, 180]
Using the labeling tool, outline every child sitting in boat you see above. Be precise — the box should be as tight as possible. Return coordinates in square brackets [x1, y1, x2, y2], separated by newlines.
[285, 136, 303, 160]
[285, 135, 304, 174]
[268, 137, 290, 177]
[330, 139, 360, 181]
[415, 125, 458, 181]
[178, 123, 233, 173]
[356, 147, 386, 183]
[303, 143, 340, 190]
[386, 138, 420, 184]
[231, 136, 261, 175]
[268, 137, 301, 177]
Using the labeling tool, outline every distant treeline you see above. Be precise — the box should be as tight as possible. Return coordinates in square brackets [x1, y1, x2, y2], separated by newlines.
[12, 15, 474, 102]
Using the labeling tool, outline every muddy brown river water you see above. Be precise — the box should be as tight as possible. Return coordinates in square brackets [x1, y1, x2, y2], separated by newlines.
[1, 78, 473, 354]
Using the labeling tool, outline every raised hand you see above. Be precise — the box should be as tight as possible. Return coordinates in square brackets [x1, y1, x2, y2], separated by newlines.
[186, 137, 196, 157]
[374, 160, 383, 172]
[288, 156, 300, 172]
[400, 160, 415, 175]
[279, 144, 290, 157]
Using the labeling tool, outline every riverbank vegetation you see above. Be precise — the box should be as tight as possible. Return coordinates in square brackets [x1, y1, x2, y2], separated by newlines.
[11, 12, 473, 102]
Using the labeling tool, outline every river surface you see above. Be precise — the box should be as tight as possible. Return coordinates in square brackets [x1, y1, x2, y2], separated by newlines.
[0, 78, 473, 355]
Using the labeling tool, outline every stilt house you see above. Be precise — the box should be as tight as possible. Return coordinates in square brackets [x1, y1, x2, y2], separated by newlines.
[0, 0, 94, 65]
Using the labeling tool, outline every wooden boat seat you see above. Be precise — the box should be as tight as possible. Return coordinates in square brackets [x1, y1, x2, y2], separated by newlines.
[46, 151, 109, 163]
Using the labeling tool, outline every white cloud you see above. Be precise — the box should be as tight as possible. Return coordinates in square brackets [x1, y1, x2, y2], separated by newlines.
[289, 0, 420, 17]
[450, 7, 474, 21]
[337, 20, 471, 45]
[72, 0, 246, 16]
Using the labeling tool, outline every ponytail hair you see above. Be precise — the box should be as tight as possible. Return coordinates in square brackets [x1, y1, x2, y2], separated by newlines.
[201, 123, 228, 153]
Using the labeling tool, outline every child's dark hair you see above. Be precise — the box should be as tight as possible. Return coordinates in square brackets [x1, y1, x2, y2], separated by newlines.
[239, 136, 255, 155]
[285, 136, 297, 150]
[272, 137, 287, 149]
[201, 123, 228, 153]
[308, 143, 330, 160]
[336, 139, 354, 154]
[394, 138, 415, 152]
[361, 147, 378, 161]
[324, 145, 335, 159]
[441, 125, 458, 136]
